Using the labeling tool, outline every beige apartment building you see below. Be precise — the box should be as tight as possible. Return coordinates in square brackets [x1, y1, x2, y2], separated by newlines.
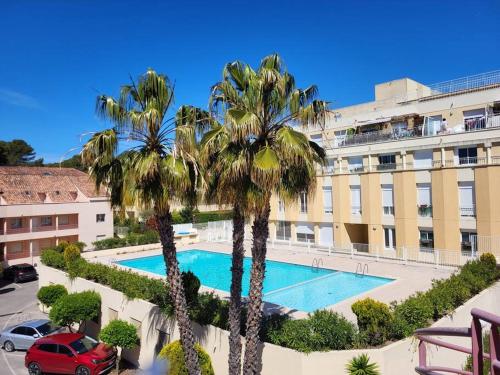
[0, 167, 113, 264]
[269, 71, 500, 261]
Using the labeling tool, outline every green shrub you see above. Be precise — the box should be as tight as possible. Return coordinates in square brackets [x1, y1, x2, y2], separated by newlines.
[41, 249, 66, 269]
[49, 291, 101, 330]
[425, 275, 471, 320]
[93, 230, 159, 250]
[391, 293, 433, 339]
[54, 241, 70, 253]
[37, 284, 68, 307]
[63, 244, 81, 265]
[266, 310, 356, 352]
[193, 210, 233, 223]
[92, 237, 127, 250]
[189, 293, 229, 329]
[182, 271, 201, 308]
[351, 298, 392, 346]
[158, 340, 214, 375]
[346, 353, 381, 375]
[99, 319, 139, 373]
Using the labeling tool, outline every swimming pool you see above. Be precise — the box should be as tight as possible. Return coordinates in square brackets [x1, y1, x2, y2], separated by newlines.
[116, 249, 393, 312]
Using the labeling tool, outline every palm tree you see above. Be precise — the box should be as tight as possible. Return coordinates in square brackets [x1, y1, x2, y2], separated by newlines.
[210, 54, 328, 375]
[178, 106, 256, 375]
[81, 70, 204, 375]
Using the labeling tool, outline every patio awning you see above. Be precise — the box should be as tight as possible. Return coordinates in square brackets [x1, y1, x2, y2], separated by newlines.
[356, 117, 392, 126]
[296, 224, 314, 235]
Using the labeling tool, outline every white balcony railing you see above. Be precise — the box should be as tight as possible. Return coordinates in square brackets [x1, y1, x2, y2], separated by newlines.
[383, 206, 394, 216]
[460, 206, 476, 217]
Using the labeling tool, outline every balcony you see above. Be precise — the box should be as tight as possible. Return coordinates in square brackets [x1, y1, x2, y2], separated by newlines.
[332, 114, 500, 149]
[32, 225, 56, 232]
[351, 206, 362, 215]
[460, 206, 476, 217]
[383, 206, 394, 216]
[417, 205, 433, 217]
[6, 226, 29, 235]
[58, 223, 78, 230]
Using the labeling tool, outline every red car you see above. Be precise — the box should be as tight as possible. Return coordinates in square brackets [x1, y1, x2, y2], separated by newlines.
[25, 333, 116, 375]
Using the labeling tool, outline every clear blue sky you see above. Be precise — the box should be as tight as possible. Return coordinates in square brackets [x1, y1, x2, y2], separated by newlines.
[1, 0, 499, 162]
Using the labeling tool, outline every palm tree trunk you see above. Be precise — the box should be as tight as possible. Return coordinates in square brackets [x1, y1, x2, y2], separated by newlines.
[242, 201, 271, 375]
[156, 211, 201, 375]
[228, 203, 245, 375]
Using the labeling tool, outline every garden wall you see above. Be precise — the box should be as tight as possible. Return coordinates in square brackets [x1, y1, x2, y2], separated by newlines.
[38, 264, 500, 374]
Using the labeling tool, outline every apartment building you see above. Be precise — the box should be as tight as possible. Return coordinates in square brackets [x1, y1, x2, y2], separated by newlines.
[269, 70, 500, 260]
[0, 167, 113, 264]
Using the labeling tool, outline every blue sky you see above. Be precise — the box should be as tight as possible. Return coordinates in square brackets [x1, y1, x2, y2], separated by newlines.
[1, 0, 499, 162]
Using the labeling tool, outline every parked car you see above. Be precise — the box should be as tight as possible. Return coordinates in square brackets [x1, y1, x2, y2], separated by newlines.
[2, 263, 38, 282]
[25, 333, 117, 375]
[1, 319, 61, 352]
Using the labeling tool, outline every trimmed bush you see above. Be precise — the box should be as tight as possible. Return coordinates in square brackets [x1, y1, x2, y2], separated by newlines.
[63, 244, 81, 265]
[391, 293, 433, 339]
[41, 249, 66, 269]
[99, 319, 139, 373]
[49, 291, 101, 330]
[158, 340, 214, 375]
[346, 354, 381, 375]
[352, 298, 392, 346]
[37, 284, 68, 307]
[92, 230, 160, 250]
[265, 310, 357, 352]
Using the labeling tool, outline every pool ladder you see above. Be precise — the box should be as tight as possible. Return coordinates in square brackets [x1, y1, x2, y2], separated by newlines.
[311, 258, 324, 272]
[355, 262, 368, 277]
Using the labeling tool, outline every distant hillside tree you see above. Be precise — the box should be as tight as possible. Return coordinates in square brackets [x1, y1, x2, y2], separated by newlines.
[0, 139, 43, 165]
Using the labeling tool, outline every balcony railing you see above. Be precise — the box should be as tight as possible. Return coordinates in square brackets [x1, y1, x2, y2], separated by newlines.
[351, 206, 362, 215]
[383, 206, 394, 215]
[6, 226, 30, 235]
[418, 205, 433, 217]
[58, 223, 78, 230]
[460, 206, 476, 217]
[32, 225, 56, 232]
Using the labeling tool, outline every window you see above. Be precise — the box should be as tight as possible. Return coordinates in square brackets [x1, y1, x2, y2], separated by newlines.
[348, 156, 363, 172]
[417, 184, 432, 217]
[423, 115, 442, 136]
[310, 134, 323, 147]
[58, 345, 73, 356]
[459, 182, 476, 217]
[24, 327, 36, 336]
[319, 224, 334, 246]
[458, 147, 477, 165]
[296, 223, 315, 243]
[377, 154, 396, 170]
[38, 344, 58, 353]
[381, 185, 394, 216]
[58, 215, 69, 225]
[420, 230, 434, 250]
[276, 221, 291, 241]
[324, 157, 335, 173]
[350, 185, 361, 215]
[299, 192, 308, 213]
[10, 218, 22, 229]
[323, 186, 333, 214]
[463, 109, 486, 131]
[461, 231, 476, 253]
[96, 235, 106, 241]
[278, 198, 285, 213]
[41, 216, 52, 226]
[384, 227, 396, 249]
[96, 214, 105, 223]
[11, 327, 27, 335]
[413, 150, 433, 169]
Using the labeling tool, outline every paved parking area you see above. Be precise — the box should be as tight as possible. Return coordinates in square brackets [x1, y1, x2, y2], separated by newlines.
[0, 278, 46, 375]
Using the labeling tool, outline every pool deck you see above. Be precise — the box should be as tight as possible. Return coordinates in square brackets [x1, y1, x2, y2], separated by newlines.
[89, 241, 454, 321]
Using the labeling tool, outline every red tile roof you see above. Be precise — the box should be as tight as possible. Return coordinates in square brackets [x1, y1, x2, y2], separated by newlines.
[0, 166, 107, 204]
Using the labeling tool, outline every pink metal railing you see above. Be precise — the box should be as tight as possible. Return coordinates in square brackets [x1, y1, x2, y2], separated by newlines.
[415, 308, 500, 375]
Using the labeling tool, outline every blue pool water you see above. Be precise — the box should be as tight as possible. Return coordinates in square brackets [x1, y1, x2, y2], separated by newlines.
[116, 249, 393, 312]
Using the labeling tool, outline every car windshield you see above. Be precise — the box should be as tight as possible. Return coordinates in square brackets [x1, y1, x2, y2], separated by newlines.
[69, 336, 98, 354]
[36, 322, 59, 336]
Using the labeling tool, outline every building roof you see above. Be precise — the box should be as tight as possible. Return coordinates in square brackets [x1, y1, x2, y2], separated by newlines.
[0, 166, 107, 204]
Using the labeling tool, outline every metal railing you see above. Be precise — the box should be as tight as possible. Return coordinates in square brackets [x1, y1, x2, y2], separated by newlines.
[460, 206, 476, 217]
[427, 69, 500, 96]
[383, 206, 395, 216]
[415, 308, 500, 375]
[58, 223, 78, 230]
[32, 225, 56, 232]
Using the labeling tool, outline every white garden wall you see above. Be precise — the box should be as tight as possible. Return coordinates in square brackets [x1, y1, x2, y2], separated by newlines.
[38, 264, 500, 375]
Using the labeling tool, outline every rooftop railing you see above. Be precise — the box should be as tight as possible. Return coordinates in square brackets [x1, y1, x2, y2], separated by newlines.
[427, 70, 500, 96]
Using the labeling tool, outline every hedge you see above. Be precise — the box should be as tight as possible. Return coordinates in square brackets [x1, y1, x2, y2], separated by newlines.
[92, 230, 160, 250]
[353, 253, 500, 344]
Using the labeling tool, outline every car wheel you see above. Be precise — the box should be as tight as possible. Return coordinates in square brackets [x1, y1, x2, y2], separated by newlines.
[3, 340, 15, 352]
[28, 362, 42, 375]
[76, 365, 91, 375]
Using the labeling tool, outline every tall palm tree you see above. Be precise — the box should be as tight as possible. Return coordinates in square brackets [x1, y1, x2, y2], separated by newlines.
[81, 70, 203, 375]
[178, 106, 257, 375]
[210, 55, 328, 375]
